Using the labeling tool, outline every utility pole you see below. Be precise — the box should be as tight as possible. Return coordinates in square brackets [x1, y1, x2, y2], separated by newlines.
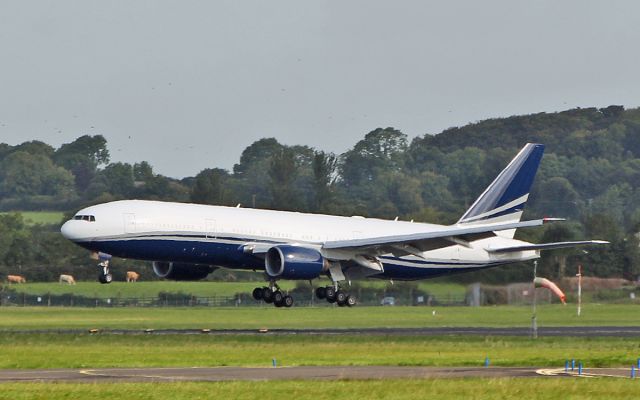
[531, 260, 538, 339]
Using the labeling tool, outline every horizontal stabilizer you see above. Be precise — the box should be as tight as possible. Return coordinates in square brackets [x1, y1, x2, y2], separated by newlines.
[487, 240, 609, 253]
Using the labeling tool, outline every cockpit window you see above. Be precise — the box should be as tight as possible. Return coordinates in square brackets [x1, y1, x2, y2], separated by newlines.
[73, 215, 96, 222]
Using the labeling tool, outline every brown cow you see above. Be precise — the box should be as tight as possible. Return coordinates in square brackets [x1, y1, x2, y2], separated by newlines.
[7, 275, 26, 284]
[126, 271, 140, 282]
[59, 274, 76, 285]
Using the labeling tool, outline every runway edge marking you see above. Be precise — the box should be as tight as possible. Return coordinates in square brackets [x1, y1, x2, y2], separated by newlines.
[536, 368, 631, 378]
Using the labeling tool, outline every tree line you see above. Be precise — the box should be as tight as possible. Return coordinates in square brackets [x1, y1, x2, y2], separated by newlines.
[1, 105, 639, 282]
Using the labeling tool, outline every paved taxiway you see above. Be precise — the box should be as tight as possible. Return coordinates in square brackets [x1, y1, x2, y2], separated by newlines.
[6, 326, 640, 337]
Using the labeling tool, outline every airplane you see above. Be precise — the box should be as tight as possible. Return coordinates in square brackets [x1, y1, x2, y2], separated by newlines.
[61, 143, 608, 308]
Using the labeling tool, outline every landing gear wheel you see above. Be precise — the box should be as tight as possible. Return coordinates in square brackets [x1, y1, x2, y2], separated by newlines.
[315, 287, 326, 300]
[346, 295, 357, 307]
[283, 295, 294, 308]
[252, 287, 263, 301]
[98, 273, 112, 284]
[274, 298, 284, 307]
[325, 286, 336, 302]
[98, 261, 112, 284]
[273, 291, 284, 305]
[262, 287, 274, 303]
[335, 291, 347, 304]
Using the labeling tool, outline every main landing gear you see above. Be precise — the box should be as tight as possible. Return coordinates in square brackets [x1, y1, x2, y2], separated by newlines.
[315, 286, 357, 307]
[252, 284, 294, 308]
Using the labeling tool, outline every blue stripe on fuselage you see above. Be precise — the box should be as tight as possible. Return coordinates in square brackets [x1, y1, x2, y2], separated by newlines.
[76, 236, 504, 280]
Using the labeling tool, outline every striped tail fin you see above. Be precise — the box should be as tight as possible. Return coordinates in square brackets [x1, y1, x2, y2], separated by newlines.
[457, 143, 545, 238]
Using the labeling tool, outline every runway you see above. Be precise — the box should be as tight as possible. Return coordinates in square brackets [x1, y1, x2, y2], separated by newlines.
[0, 366, 635, 382]
[0, 366, 538, 382]
[5, 326, 640, 337]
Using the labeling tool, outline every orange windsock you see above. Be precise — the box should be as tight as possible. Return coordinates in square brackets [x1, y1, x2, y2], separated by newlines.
[534, 277, 566, 304]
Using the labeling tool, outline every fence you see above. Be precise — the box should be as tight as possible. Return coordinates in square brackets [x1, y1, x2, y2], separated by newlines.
[0, 291, 468, 308]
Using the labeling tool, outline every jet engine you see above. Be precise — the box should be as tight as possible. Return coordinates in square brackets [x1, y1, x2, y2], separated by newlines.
[265, 245, 326, 280]
[152, 261, 216, 281]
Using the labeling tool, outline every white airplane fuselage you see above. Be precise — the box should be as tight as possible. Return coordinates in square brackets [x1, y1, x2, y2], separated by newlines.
[61, 199, 538, 281]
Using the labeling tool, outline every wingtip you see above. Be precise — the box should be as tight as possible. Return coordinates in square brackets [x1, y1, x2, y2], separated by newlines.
[542, 217, 566, 223]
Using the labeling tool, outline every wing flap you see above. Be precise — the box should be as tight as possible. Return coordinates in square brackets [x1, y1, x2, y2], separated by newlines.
[487, 240, 609, 253]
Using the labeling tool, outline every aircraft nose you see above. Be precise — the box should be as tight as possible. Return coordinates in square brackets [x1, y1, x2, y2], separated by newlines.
[60, 220, 78, 240]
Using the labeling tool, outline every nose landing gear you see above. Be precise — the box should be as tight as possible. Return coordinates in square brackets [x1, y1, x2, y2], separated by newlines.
[98, 261, 113, 284]
[91, 252, 113, 284]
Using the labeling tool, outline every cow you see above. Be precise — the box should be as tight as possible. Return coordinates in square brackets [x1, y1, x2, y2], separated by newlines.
[7, 275, 26, 284]
[126, 271, 140, 282]
[59, 274, 76, 285]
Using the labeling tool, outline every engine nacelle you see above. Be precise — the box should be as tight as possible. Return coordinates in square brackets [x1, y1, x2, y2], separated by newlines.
[265, 245, 325, 280]
[152, 261, 216, 281]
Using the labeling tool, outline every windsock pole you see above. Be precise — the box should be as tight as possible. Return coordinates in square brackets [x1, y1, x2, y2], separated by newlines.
[577, 265, 582, 317]
[531, 261, 538, 339]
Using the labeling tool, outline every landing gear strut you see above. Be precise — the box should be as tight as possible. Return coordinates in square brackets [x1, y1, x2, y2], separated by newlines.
[315, 285, 357, 307]
[252, 282, 293, 308]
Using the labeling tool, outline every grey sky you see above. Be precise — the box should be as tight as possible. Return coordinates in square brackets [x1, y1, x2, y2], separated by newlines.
[1, 1, 639, 178]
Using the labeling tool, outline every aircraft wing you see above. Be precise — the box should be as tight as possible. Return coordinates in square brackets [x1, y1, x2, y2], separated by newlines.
[322, 218, 556, 257]
[486, 240, 609, 253]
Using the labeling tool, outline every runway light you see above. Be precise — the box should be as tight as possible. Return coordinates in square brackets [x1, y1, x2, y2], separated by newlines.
[272, 358, 277, 368]
[484, 357, 490, 367]
[631, 365, 636, 379]
[201, 329, 211, 333]
[88, 329, 99, 334]
[259, 328, 269, 333]
[564, 360, 569, 372]
[144, 329, 155, 333]
[571, 359, 575, 371]
[578, 362, 583, 375]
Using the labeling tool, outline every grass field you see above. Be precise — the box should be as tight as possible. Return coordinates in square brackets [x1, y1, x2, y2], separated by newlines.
[0, 304, 637, 330]
[7, 280, 468, 300]
[0, 333, 638, 369]
[0, 304, 638, 399]
[0, 211, 64, 225]
[1, 379, 638, 400]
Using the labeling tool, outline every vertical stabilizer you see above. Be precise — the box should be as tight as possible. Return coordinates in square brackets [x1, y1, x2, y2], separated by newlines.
[457, 143, 544, 238]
